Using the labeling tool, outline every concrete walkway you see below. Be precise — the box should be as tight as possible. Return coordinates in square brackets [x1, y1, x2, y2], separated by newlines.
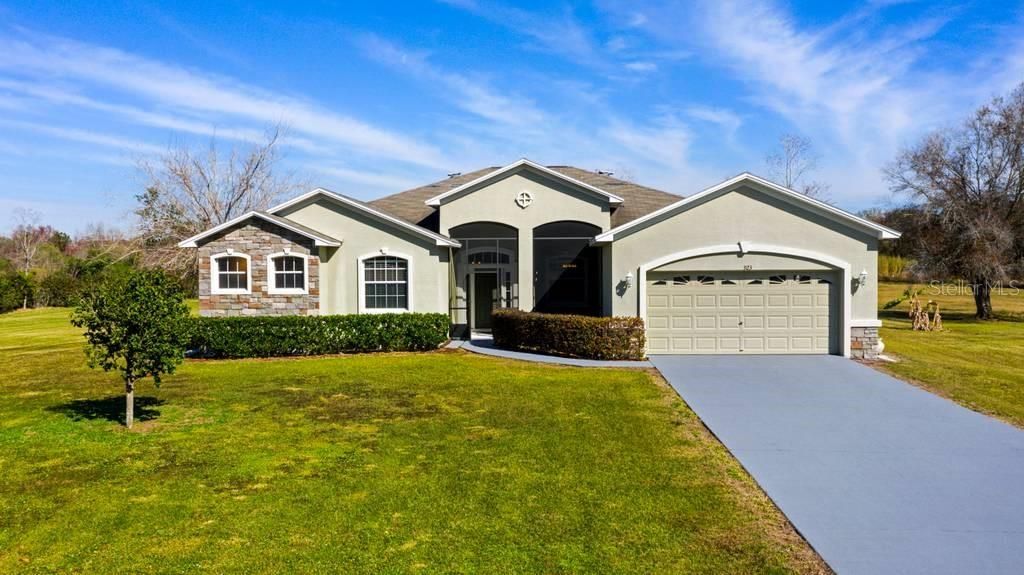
[450, 338, 652, 368]
[650, 355, 1024, 575]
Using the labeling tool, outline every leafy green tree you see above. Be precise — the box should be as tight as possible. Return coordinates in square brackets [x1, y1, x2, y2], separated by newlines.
[71, 270, 191, 428]
[0, 271, 36, 313]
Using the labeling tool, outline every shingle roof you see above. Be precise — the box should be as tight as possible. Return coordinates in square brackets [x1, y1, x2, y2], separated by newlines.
[256, 211, 341, 244]
[367, 165, 682, 230]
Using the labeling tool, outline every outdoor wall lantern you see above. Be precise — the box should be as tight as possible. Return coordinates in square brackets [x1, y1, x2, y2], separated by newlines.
[624, 271, 634, 289]
[858, 268, 869, 286]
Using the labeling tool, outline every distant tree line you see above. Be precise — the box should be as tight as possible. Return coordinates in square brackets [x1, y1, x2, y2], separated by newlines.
[0, 212, 140, 313]
[0, 126, 297, 315]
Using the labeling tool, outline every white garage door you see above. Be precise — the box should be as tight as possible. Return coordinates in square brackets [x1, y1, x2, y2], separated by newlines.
[646, 272, 834, 355]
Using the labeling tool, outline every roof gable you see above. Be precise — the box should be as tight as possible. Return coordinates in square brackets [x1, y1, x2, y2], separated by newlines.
[177, 211, 341, 248]
[270, 188, 461, 247]
[593, 173, 901, 243]
[368, 164, 680, 230]
[424, 159, 625, 207]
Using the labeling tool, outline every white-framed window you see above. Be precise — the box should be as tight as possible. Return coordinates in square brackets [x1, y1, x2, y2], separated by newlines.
[358, 253, 413, 312]
[267, 252, 308, 295]
[210, 252, 251, 294]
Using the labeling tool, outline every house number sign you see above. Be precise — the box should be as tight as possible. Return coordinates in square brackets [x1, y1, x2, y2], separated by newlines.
[515, 190, 533, 208]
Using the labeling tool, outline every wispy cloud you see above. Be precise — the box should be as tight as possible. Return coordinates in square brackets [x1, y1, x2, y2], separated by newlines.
[624, 61, 656, 73]
[438, 0, 599, 65]
[596, 0, 1023, 205]
[357, 34, 548, 129]
[0, 29, 448, 168]
[0, 118, 165, 155]
[685, 105, 743, 139]
[356, 32, 718, 190]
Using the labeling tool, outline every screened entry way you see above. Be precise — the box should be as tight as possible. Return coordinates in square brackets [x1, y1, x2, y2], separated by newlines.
[450, 222, 519, 333]
[533, 221, 602, 316]
[646, 271, 836, 355]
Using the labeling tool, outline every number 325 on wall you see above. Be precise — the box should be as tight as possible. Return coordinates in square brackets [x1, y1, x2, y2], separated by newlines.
[743, 265, 753, 271]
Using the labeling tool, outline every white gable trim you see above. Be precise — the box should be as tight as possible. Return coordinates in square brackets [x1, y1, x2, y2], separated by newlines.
[270, 188, 461, 248]
[177, 211, 341, 248]
[593, 173, 901, 243]
[424, 158, 624, 207]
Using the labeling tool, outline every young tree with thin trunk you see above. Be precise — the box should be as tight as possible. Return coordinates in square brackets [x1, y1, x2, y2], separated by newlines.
[886, 83, 1024, 319]
[135, 125, 302, 285]
[765, 133, 831, 199]
[72, 269, 190, 428]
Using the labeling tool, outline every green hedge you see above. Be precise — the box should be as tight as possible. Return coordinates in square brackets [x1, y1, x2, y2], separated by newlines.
[188, 313, 450, 358]
[491, 309, 646, 361]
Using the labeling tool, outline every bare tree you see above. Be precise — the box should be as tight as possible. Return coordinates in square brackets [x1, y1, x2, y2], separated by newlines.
[886, 83, 1024, 319]
[765, 134, 830, 199]
[10, 208, 47, 274]
[8, 208, 50, 308]
[135, 126, 302, 283]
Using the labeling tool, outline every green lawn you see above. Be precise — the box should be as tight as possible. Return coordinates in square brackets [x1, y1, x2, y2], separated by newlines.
[877, 281, 1024, 427]
[0, 308, 823, 574]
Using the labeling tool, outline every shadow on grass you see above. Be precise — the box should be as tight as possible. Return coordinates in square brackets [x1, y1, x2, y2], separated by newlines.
[48, 396, 164, 424]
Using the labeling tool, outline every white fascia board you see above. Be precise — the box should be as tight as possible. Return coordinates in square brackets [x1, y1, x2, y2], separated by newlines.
[593, 172, 902, 243]
[270, 188, 461, 248]
[424, 158, 624, 207]
[176, 211, 342, 248]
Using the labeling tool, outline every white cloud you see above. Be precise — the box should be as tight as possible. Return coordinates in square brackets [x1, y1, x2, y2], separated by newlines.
[596, 0, 1024, 207]
[0, 78, 328, 154]
[624, 61, 657, 72]
[310, 164, 422, 193]
[627, 13, 648, 28]
[0, 30, 448, 168]
[0, 118, 165, 155]
[356, 33, 725, 193]
[685, 105, 743, 138]
[606, 36, 628, 53]
[357, 34, 548, 129]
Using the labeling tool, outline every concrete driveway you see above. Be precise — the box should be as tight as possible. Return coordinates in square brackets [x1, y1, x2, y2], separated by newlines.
[650, 355, 1024, 575]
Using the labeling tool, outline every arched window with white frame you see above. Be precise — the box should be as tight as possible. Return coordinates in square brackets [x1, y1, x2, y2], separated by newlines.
[267, 252, 308, 294]
[210, 252, 251, 294]
[359, 253, 412, 312]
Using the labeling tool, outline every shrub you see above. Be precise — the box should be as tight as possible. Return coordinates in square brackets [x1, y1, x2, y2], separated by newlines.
[491, 309, 646, 361]
[878, 254, 913, 281]
[0, 271, 36, 313]
[188, 313, 451, 358]
[38, 271, 81, 307]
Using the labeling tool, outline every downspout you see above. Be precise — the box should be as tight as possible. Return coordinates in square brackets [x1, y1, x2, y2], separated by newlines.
[448, 246, 457, 330]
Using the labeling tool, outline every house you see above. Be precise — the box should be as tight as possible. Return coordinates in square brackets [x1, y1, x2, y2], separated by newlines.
[178, 159, 899, 358]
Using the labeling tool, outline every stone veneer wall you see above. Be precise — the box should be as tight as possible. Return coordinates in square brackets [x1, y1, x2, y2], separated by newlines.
[197, 219, 320, 317]
[850, 326, 882, 359]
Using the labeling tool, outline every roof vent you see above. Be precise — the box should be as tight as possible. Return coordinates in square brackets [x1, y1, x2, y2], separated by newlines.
[447, 172, 462, 178]
[596, 169, 615, 176]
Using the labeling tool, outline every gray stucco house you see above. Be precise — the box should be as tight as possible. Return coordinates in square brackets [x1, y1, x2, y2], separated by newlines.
[179, 159, 899, 358]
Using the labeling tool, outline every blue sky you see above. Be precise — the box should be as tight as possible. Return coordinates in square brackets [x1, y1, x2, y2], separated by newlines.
[1, 0, 1022, 234]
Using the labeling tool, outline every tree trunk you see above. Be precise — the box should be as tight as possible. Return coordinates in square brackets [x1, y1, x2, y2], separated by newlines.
[973, 280, 993, 320]
[125, 379, 135, 428]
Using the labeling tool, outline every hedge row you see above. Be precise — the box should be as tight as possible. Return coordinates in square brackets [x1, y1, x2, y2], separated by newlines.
[491, 309, 646, 361]
[188, 313, 450, 358]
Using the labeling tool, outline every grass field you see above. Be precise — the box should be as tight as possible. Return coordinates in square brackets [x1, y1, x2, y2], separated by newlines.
[0, 308, 823, 574]
[877, 281, 1024, 427]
